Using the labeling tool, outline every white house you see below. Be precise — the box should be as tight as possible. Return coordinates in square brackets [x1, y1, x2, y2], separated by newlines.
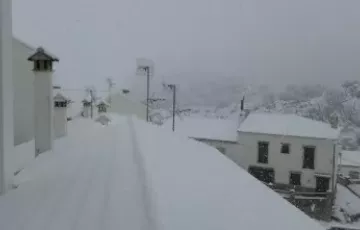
[162, 116, 239, 155]
[108, 89, 147, 120]
[237, 113, 340, 193]
[339, 150, 360, 179]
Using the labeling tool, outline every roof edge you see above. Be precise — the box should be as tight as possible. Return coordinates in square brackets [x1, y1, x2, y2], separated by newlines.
[238, 130, 339, 141]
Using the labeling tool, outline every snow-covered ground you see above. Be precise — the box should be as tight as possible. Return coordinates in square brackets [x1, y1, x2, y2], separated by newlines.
[0, 115, 325, 230]
[349, 184, 360, 197]
[335, 184, 360, 223]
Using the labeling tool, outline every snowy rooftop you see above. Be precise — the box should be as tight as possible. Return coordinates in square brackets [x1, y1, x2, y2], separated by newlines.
[0, 116, 324, 230]
[162, 116, 238, 142]
[340, 150, 360, 167]
[238, 113, 340, 140]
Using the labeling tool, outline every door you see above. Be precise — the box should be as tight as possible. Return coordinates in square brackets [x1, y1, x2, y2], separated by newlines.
[316, 176, 330, 192]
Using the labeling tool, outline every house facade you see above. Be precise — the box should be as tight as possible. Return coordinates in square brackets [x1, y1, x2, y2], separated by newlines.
[237, 113, 340, 221]
[237, 113, 340, 193]
[237, 131, 338, 191]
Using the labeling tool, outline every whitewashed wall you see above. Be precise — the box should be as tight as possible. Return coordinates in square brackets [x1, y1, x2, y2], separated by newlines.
[12, 38, 35, 145]
[236, 132, 338, 189]
[109, 92, 146, 120]
[11, 139, 35, 175]
[54, 107, 67, 138]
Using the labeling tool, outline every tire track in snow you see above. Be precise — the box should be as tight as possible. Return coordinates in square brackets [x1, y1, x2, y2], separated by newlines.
[128, 117, 159, 230]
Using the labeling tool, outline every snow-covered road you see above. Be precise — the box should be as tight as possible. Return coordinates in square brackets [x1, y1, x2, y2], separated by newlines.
[0, 118, 154, 230]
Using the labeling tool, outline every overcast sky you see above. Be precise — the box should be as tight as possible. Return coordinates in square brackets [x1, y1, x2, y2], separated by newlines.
[12, 0, 360, 91]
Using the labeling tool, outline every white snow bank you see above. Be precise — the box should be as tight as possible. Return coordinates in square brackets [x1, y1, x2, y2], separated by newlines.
[133, 117, 325, 230]
[335, 184, 360, 216]
[162, 116, 238, 142]
[239, 113, 339, 140]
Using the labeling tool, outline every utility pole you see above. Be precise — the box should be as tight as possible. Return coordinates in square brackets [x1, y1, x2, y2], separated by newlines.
[146, 67, 150, 122]
[90, 89, 93, 119]
[106, 78, 115, 104]
[137, 66, 150, 122]
[167, 84, 176, 132]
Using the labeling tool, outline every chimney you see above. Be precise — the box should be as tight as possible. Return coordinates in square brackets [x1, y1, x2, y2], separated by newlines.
[240, 96, 245, 111]
[28, 47, 59, 155]
[238, 96, 249, 128]
[53, 93, 68, 139]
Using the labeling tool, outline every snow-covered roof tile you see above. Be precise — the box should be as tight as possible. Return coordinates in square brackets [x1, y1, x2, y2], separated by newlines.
[238, 113, 339, 140]
[162, 116, 238, 142]
[340, 150, 360, 167]
[0, 115, 324, 230]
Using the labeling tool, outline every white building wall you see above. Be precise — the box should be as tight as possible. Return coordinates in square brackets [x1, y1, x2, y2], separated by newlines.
[34, 71, 53, 154]
[236, 132, 338, 189]
[54, 107, 67, 138]
[109, 92, 146, 120]
[12, 38, 35, 145]
[82, 106, 91, 118]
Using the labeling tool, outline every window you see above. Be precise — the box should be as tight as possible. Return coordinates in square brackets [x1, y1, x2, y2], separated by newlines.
[316, 176, 330, 192]
[216, 146, 226, 155]
[258, 142, 269, 164]
[248, 166, 275, 184]
[290, 172, 301, 186]
[281, 143, 290, 154]
[349, 171, 360, 179]
[302, 146, 315, 169]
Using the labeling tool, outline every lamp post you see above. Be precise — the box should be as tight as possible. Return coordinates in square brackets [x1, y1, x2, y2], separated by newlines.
[167, 84, 176, 132]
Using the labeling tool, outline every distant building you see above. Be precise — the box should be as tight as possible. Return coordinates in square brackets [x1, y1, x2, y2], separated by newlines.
[164, 111, 341, 220]
[339, 150, 360, 180]
[237, 113, 340, 220]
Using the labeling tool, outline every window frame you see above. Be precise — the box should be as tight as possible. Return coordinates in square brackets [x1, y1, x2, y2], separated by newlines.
[281, 143, 290, 154]
[289, 172, 301, 186]
[257, 141, 269, 164]
[302, 145, 316, 169]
